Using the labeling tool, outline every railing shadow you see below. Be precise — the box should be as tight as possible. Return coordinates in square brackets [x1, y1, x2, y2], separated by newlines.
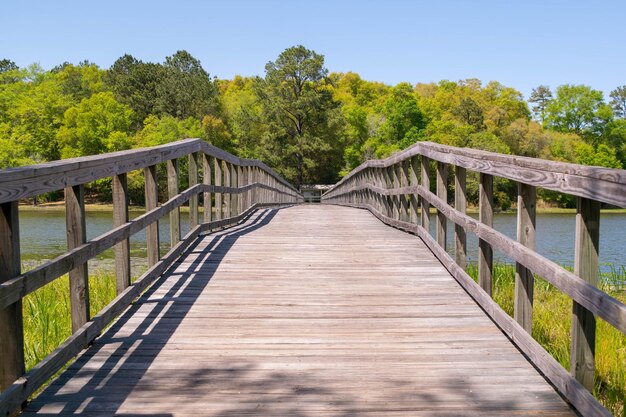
[24, 208, 281, 415]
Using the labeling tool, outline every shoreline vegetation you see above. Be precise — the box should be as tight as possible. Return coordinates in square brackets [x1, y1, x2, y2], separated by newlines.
[22, 262, 625, 415]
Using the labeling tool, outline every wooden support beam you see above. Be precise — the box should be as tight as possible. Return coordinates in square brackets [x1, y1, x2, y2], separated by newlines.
[409, 156, 419, 224]
[144, 165, 160, 267]
[167, 159, 180, 247]
[454, 166, 467, 270]
[420, 156, 430, 232]
[478, 173, 494, 296]
[202, 154, 212, 225]
[65, 184, 90, 333]
[112, 173, 130, 294]
[436, 162, 448, 249]
[214, 159, 222, 221]
[571, 197, 600, 391]
[223, 162, 231, 218]
[188, 152, 199, 228]
[0, 201, 24, 392]
[514, 183, 536, 333]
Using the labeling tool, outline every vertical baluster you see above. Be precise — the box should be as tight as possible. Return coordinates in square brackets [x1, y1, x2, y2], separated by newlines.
[454, 166, 467, 270]
[409, 157, 419, 225]
[144, 165, 160, 266]
[420, 156, 430, 232]
[65, 184, 90, 332]
[223, 162, 231, 218]
[436, 162, 448, 249]
[478, 173, 494, 296]
[112, 173, 130, 294]
[400, 161, 410, 222]
[514, 183, 536, 333]
[203, 154, 212, 226]
[570, 197, 600, 391]
[0, 201, 25, 391]
[167, 159, 180, 246]
[189, 152, 199, 228]
[214, 159, 223, 221]
[231, 164, 238, 217]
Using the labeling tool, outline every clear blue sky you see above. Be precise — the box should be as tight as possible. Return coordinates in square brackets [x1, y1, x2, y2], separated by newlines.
[1, 0, 624, 99]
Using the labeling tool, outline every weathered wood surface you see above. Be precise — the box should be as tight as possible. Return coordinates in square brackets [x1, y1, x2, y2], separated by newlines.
[23, 205, 575, 416]
[323, 141, 626, 207]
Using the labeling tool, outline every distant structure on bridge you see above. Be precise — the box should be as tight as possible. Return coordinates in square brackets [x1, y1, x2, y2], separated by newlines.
[300, 184, 333, 203]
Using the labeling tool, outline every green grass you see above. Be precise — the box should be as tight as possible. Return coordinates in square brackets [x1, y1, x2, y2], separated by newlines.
[467, 263, 626, 416]
[22, 269, 117, 370]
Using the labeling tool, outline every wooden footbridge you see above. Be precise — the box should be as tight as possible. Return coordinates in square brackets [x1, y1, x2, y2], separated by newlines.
[0, 140, 625, 416]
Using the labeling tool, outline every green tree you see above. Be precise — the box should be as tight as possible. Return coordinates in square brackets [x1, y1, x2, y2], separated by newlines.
[529, 85, 552, 123]
[57, 92, 133, 157]
[544, 84, 605, 138]
[105, 54, 165, 129]
[51, 61, 104, 101]
[156, 50, 218, 120]
[609, 85, 626, 119]
[256, 45, 344, 186]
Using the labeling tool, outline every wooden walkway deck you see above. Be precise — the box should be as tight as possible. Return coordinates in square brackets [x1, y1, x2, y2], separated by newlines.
[24, 205, 576, 416]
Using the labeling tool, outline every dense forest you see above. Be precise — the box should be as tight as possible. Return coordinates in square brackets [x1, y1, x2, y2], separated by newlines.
[1, 46, 625, 208]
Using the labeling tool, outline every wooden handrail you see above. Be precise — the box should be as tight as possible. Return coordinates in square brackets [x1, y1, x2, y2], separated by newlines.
[0, 140, 302, 414]
[322, 143, 626, 417]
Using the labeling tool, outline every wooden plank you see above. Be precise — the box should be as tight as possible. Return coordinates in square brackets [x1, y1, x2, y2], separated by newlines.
[144, 165, 160, 267]
[478, 173, 493, 296]
[65, 184, 90, 333]
[167, 159, 180, 247]
[188, 152, 199, 228]
[436, 162, 448, 250]
[202, 154, 212, 225]
[19, 206, 579, 417]
[454, 166, 467, 270]
[112, 173, 131, 294]
[514, 183, 535, 333]
[571, 197, 600, 391]
[420, 156, 430, 232]
[325, 203, 608, 417]
[0, 201, 24, 393]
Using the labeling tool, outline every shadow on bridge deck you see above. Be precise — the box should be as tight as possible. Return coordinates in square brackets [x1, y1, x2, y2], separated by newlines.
[22, 205, 576, 417]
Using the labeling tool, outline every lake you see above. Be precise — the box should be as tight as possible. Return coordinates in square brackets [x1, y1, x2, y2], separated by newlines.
[18, 207, 626, 276]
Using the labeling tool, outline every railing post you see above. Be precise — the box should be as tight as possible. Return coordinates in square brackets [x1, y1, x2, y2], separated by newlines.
[214, 159, 223, 221]
[478, 173, 494, 296]
[144, 165, 160, 266]
[409, 157, 419, 225]
[231, 164, 238, 217]
[112, 173, 131, 294]
[189, 152, 199, 228]
[514, 183, 536, 333]
[65, 184, 90, 332]
[571, 197, 600, 391]
[223, 161, 231, 218]
[420, 156, 430, 232]
[203, 154, 212, 226]
[167, 159, 180, 246]
[454, 166, 467, 270]
[0, 201, 25, 392]
[400, 161, 410, 222]
[436, 162, 448, 249]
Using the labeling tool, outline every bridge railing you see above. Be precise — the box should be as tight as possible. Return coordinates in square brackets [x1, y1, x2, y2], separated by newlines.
[322, 141, 626, 417]
[0, 138, 302, 413]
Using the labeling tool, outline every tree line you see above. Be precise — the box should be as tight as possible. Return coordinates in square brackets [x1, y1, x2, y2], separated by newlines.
[1, 46, 624, 207]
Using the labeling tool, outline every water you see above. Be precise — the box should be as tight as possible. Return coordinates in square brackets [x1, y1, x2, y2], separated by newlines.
[17, 208, 625, 274]
[19, 208, 191, 274]
[427, 212, 626, 273]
